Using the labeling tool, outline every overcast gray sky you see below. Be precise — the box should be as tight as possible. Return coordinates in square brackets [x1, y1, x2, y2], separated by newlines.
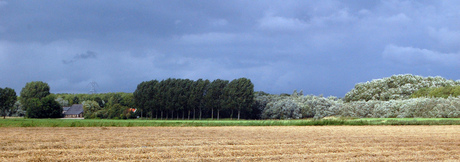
[1, 0, 459, 97]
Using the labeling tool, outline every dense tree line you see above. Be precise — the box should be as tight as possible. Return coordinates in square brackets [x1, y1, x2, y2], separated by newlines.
[54, 92, 135, 108]
[134, 78, 254, 120]
[8, 74, 460, 119]
[55, 92, 136, 119]
[10, 81, 136, 119]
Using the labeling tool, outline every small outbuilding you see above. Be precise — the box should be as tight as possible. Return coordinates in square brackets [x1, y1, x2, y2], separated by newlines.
[64, 104, 84, 118]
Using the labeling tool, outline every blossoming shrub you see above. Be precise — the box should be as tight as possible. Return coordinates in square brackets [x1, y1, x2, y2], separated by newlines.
[339, 97, 460, 118]
[259, 92, 341, 119]
[257, 93, 460, 119]
[344, 74, 460, 102]
[256, 75, 460, 119]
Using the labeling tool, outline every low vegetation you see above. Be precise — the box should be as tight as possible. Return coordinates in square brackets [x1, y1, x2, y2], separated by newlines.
[1, 118, 460, 127]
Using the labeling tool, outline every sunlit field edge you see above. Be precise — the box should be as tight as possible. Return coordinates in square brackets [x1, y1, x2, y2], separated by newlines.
[1, 117, 460, 127]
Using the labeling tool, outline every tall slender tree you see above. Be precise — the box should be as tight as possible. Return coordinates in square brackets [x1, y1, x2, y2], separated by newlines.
[224, 78, 254, 120]
[206, 79, 229, 120]
[188, 79, 210, 120]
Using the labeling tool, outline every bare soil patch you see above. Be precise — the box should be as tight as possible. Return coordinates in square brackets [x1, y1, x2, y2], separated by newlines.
[1, 126, 459, 161]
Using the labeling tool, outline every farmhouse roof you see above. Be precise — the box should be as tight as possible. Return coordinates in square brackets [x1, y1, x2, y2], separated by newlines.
[64, 104, 83, 115]
[63, 107, 71, 111]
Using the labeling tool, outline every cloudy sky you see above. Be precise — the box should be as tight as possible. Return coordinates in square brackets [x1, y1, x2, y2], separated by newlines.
[1, 0, 460, 97]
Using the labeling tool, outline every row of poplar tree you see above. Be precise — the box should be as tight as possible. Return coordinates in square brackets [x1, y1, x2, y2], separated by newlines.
[133, 78, 254, 120]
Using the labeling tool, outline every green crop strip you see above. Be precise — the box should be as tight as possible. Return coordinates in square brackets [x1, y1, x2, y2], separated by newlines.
[1, 118, 460, 127]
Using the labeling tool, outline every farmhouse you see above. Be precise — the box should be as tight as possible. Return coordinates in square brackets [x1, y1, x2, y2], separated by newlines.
[62, 106, 71, 115]
[63, 104, 84, 118]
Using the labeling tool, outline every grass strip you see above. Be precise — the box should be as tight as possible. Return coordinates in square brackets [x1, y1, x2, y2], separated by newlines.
[1, 118, 460, 127]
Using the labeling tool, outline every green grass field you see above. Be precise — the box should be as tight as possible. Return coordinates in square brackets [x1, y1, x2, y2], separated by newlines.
[1, 117, 460, 127]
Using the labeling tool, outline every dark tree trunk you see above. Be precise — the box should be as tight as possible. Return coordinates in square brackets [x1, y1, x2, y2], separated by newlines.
[193, 109, 196, 120]
[211, 108, 214, 120]
[231, 109, 233, 120]
[188, 110, 191, 120]
[217, 109, 220, 120]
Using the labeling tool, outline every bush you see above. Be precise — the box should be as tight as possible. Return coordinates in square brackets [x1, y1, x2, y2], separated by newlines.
[338, 97, 460, 118]
[260, 91, 340, 119]
[344, 74, 460, 102]
[258, 90, 460, 119]
[262, 99, 302, 119]
[411, 86, 460, 98]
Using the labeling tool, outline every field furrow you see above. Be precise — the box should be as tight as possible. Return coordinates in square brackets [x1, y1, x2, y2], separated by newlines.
[1, 126, 459, 161]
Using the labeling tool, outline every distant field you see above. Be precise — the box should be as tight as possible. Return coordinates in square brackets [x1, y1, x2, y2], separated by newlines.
[1, 118, 460, 127]
[1, 126, 459, 161]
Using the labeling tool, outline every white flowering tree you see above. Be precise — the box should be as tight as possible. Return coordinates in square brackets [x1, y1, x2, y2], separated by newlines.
[344, 74, 460, 102]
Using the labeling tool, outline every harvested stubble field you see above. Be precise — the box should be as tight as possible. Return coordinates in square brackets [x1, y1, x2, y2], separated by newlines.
[1, 126, 459, 161]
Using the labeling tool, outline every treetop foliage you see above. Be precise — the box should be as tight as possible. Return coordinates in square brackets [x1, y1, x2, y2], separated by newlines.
[344, 74, 460, 102]
[411, 86, 460, 98]
[53, 92, 135, 119]
[19, 81, 62, 118]
[0, 87, 17, 119]
[133, 78, 255, 120]
[20, 81, 50, 101]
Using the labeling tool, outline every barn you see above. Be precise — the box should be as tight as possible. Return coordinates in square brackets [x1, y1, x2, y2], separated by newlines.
[63, 104, 84, 118]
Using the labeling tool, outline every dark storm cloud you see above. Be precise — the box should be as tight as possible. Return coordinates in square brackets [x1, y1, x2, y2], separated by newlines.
[1, 0, 460, 96]
[62, 51, 97, 64]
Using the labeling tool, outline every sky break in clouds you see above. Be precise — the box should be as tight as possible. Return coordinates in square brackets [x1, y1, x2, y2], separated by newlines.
[1, 0, 460, 97]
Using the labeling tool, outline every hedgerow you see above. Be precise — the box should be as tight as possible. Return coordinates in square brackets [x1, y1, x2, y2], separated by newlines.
[257, 74, 460, 119]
